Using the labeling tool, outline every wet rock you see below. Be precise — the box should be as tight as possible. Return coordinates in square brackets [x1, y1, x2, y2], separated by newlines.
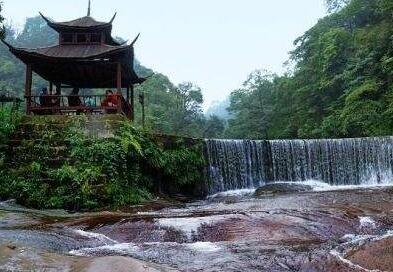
[347, 236, 393, 271]
[254, 183, 313, 196]
[77, 256, 178, 272]
[2, 188, 393, 271]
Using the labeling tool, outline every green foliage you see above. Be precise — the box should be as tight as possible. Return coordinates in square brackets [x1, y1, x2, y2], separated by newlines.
[225, 71, 275, 139]
[0, 107, 21, 172]
[0, 107, 21, 143]
[203, 115, 225, 139]
[160, 141, 205, 186]
[135, 79, 212, 137]
[0, 117, 205, 211]
[226, 0, 393, 140]
[1, 16, 57, 96]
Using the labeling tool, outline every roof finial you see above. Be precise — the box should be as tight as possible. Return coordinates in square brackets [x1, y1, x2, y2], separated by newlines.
[87, 0, 91, 16]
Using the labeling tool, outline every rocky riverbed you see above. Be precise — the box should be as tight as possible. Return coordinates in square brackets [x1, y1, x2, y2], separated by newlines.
[1, 184, 393, 271]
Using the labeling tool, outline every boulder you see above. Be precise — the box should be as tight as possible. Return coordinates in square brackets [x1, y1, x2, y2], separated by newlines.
[254, 183, 313, 196]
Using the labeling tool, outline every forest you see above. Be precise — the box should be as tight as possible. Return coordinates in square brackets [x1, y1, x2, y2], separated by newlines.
[225, 0, 393, 139]
[1, 0, 392, 140]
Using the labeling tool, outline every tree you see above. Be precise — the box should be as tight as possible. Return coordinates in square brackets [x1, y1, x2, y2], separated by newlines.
[325, 0, 349, 13]
[203, 115, 225, 139]
[0, 2, 5, 39]
[170, 82, 205, 136]
[226, 71, 275, 139]
[0, 16, 57, 97]
[14, 16, 57, 47]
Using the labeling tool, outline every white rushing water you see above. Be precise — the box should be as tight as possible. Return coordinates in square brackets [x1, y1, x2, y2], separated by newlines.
[157, 215, 236, 239]
[186, 242, 221, 253]
[207, 188, 257, 199]
[206, 180, 393, 199]
[287, 180, 393, 192]
[70, 241, 223, 257]
[70, 243, 139, 256]
[359, 216, 378, 229]
[205, 137, 393, 193]
[73, 229, 118, 244]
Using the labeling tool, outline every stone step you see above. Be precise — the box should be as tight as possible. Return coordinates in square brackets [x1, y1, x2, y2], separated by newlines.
[12, 130, 69, 139]
[7, 157, 72, 169]
[7, 145, 68, 156]
[9, 142, 68, 149]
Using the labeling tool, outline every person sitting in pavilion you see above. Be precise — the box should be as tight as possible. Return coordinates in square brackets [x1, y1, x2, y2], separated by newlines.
[101, 90, 119, 113]
[84, 96, 96, 108]
[37, 87, 53, 115]
[39, 87, 49, 107]
[68, 87, 83, 114]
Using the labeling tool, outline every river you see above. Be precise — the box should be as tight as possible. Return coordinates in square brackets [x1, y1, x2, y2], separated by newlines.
[1, 183, 393, 271]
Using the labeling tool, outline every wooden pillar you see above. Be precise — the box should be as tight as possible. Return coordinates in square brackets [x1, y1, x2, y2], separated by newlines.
[116, 62, 122, 93]
[55, 83, 61, 95]
[116, 62, 122, 114]
[130, 84, 135, 121]
[49, 82, 53, 95]
[25, 64, 32, 115]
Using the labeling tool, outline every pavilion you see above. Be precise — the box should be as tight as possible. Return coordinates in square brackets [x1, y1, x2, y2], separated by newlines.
[1, 0, 145, 120]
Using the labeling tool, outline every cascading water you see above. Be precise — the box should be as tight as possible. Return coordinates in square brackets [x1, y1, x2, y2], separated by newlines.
[205, 140, 271, 193]
[205, 137, 393, 193]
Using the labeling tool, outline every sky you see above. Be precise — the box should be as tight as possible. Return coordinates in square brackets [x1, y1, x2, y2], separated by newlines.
[2, 0, 326, 109]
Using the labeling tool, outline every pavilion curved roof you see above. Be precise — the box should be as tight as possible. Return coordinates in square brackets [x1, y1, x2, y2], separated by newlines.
[7, 43, 131, 59]
[39, 13, 116, 30]
[55, 16, 110, 28]
[1, 40, 145, 87]
[39, 12, 120, 45]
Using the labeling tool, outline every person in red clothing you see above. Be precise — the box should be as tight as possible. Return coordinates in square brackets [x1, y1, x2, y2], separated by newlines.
[101, 90, 119, 113]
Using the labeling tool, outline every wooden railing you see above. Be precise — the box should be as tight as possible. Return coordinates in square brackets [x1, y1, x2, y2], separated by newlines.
[27, 94, 133, 119]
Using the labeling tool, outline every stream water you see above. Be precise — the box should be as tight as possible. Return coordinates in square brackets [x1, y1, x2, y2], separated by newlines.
[2, 184, 393, 271]
[2, 137, 393, 271]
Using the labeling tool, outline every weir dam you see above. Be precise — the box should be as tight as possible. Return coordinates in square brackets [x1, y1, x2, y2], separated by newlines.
[205, 137, 393, 193]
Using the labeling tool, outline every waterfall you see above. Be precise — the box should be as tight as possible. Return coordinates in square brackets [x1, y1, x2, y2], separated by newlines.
[205, 140, 270, 193]
[205, 137, 393, 193]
